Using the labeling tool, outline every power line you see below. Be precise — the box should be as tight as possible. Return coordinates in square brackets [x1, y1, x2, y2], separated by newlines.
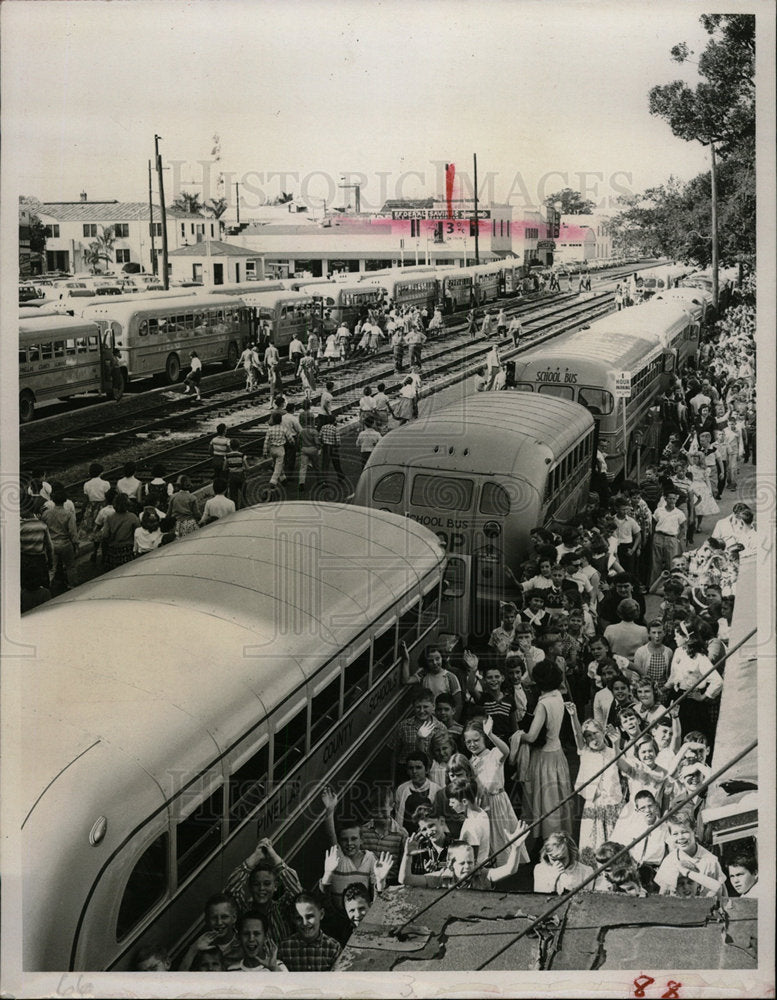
[393, 625, 756, 936]
[475, 736, 757, 971]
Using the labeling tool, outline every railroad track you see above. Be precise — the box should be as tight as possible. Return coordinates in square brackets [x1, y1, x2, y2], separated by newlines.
[48, 290, 616, 505]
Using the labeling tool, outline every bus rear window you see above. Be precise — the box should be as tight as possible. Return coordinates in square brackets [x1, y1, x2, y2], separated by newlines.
[373, 472, 404, 505]
[538, 384, 574, 400]
[411, 474, 473, 511]
[480, 482, 510, 516]
[576, 386, 614, 415]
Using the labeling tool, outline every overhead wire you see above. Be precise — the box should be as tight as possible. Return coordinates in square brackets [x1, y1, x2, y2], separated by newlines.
[392, 625, 756, 937]
[474, 737, 757, 970]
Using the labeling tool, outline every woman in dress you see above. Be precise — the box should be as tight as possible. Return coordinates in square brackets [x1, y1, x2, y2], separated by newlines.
[323, 332, 339, 367]
[512, 660, 574, 848]
[687, 452, 719, 531]
[463, 717, 519, 864]
[166, 475, 200, 538]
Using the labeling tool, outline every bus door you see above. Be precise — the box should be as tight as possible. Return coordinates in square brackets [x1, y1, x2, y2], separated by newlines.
[439, 550, 473, 640]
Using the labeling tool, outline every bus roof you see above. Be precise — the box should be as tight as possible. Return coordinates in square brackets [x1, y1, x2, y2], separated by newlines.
[22, 504, 444, 818]
[79, 293, 244, 319]
[363, 393, 594, 479]
[237, 289, 314, 307]
[19, 314, 100, 336]
[518, 327, 664, 372]
[583, 299, 692, 340]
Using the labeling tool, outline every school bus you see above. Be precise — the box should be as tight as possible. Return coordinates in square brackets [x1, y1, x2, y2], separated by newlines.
[353, 393, 595, 639]
[513, 326, 671, 481]
[20, 504, 446, 970]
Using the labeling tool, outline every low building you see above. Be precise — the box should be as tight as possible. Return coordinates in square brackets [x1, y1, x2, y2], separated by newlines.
[563, 214, 613, 260]
[38, 196, 208, 276]
[167, 240, 264, 284]
[554, 222, 597, 265]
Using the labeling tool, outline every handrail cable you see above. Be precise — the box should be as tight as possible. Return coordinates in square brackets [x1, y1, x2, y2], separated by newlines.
[475, 737, 757, 970]
[393, 625, 756, 935]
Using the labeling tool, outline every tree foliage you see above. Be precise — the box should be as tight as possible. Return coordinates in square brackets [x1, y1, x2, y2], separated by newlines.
[85, 225, 116, 273]
[649, 14, 754, 157]
[609, 149, 754, 267]
[20, 195, 47, 254]
[544, 188, 596, 214]
[614, 15, 755, 266]
[171, 191, 204, 215]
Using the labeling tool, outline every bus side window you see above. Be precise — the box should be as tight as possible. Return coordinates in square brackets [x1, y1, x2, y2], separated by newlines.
[273, 706, 307, 777]
[116, 832, 169, 941]
[310, 675, 342, 747]
[19, 346, 27, 364]
[344, 648, 370, 710]
[52, 341, 64, 358]
[176, 785, 224, 883]
[398, 600, 420, 648]
[228, 742, 269, 825]
[372, 623, 397, 678]
[139, 320, 149, 337]
[148, 318, 158, 335]
[420, 584, 440, 632]
[41, 342, 53, 360]
[65, 339, 76, 356]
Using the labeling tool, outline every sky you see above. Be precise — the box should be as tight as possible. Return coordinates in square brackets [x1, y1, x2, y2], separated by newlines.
[0, 1, 727, 217]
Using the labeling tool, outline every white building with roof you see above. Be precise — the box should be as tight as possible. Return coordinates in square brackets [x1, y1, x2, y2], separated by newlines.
[167, 240, 264, 284]
[562, 214, 613, 261]
[38, 197, 210, 276]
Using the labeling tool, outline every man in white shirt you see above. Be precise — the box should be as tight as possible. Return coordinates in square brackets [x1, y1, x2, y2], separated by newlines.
[611, 791, 667, 875]
[200, 482, 236, 525]
[651, 489, 686, 578]
[288, 335, 305, 376]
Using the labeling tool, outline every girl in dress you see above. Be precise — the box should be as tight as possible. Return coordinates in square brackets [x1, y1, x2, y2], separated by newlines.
[688, 452, 719, 531]
[567, 707, 623, 867]
[323, 332, 339, 366]
[167, 476, 200, 538]
[615, 734, 669, 817]
[511, 661, 575, 847]
[463, 718, 519, 864]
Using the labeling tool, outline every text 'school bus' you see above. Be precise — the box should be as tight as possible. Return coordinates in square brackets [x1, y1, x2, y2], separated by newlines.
[352, 394, 595, 640]
[19, 504, 446, 972]
[360, 272, 438, 313]
[235, 289, 316, 353]
[80, 294, 249, 385]
[581, 298, 700, 372]
[297, 282, 385, 327]
[513, 326, 670, 482]
[19, 315, 123, 422]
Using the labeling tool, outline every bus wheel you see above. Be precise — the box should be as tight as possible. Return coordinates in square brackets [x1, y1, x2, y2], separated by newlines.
[226, 341, 239, 368]
[19, 390, 35, 423]
[165, 353, 181, 383]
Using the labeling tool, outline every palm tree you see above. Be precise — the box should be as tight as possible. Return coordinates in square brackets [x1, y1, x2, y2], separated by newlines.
[171, 191, 204, 215]
[85, 225, 115, 274]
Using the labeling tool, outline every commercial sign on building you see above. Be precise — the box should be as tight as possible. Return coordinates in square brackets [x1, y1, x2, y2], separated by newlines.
[391, 209, 491, 220]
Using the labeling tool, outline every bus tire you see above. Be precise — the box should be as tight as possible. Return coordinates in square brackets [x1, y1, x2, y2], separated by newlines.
[226, 341, 239, 368]
[19, 390, 35, 423]
[165, 353, 181, 383]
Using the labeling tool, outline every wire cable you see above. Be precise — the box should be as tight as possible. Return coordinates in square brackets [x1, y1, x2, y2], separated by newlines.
[475, 737, 757, 970]
[393, 625, 756, 936]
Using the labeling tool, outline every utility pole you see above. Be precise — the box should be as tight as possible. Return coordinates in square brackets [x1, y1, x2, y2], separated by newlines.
[710, 141, 719, 312]
[148, 160, 157, 275]
[235, 182, 241, 226]
[155, 134, 169, 290]
[473, 153, 480, 265]
[339, 177, 361, 213]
